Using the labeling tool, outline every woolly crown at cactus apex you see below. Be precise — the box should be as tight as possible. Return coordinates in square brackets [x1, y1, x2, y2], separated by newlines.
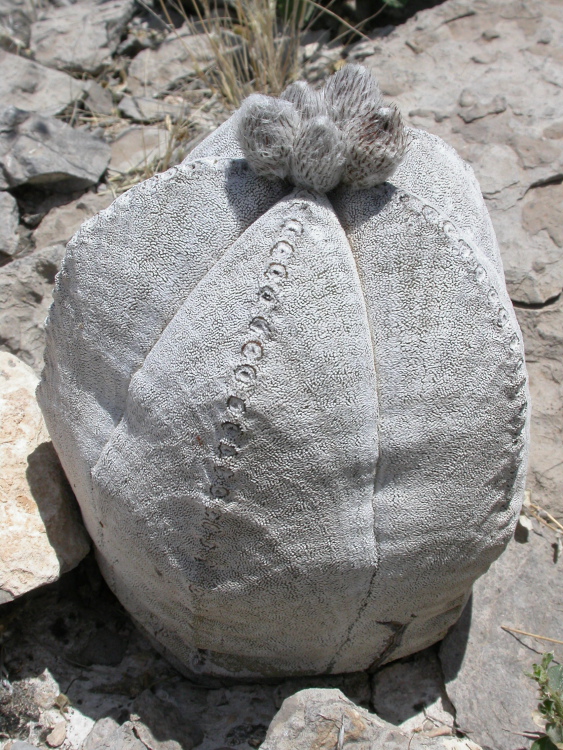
[38, 65, 529, 681]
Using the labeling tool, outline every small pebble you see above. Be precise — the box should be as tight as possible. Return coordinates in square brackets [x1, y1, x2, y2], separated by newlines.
[46, 720, 66, 748]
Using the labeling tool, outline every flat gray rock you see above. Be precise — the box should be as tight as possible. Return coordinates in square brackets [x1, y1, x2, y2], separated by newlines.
[1, 110, 110, 190]
[30, 0, 135, 74]
[0, 190, 19, 257]
[440, 525, 563, 750]
[108, 126, 169, 176]
[0, 50, 87, 117]
[516, 296, 563, 522]
[33, 191, 114, 250]
[83, 81, 115, 117]
[0, 0, 31, 53]
[261, 688, 481, 750]
[118, 95, 188, 123]
[80, 722, 145, 750]
[127, 27, 213, 98]
[0, 242, 66, 372]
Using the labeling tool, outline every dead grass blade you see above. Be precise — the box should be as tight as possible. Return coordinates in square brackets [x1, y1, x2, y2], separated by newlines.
[501, 627, 563, 647]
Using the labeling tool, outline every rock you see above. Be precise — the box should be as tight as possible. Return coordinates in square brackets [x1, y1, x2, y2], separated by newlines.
[81, 718, 121, 750]
[439, 525, 563, 750]
[523, 359, 563, 524]
[0, 190, 19, 257]
[260, 688, 482, 750]
[0, 51, 87, 117]
[30, 0, 135, 75]
[7, 743, 41, 750]
[46, 720, 67, 747]
[458, 94, 507, 123]
[371, 648, 454, 733]
[516, 295, 563, 521]
[358, 0, 563, 305]
[274, 672, 371, 710]
[30, 668, 60, 710]
[83, 81, 115, 117]
[118, 95, 188, 124]
[0, 242, 66, 372]
[522, 182, 563, 250]
[492, 198, 562, 306]
[0, 2, 31, 53]
[108, 126, 169, 175]
[33, 192, 114, 250]
[130, 688, 202, 750]
[127, 27, 213, 98]
[1, 109, 110, 190]
[0, 352, 90, 604]
[79, 722, 145, 750]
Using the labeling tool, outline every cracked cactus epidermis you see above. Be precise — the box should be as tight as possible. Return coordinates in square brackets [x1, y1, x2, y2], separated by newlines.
[38, 65, 529, 680]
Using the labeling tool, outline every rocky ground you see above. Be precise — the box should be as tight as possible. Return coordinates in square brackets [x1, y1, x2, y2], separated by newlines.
[0, 0, 562, 747]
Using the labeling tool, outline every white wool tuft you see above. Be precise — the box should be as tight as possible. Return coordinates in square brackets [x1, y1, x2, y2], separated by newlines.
[237, 66, 406, 192]
[343, 103, 408, 188]
[291, 115, 346, 193]
[281, 80, 326, 119]
[236, 94, 299, 180]
[323, 63, 383, 122]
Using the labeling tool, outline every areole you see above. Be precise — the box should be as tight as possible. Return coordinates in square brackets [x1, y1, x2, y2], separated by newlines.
[38, 65, 529, 680]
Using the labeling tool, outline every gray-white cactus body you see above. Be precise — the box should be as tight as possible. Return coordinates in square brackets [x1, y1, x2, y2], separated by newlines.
[38, 67, 529, 680]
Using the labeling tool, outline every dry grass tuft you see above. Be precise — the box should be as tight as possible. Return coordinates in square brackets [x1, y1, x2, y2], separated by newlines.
[158, 0, 368, 108]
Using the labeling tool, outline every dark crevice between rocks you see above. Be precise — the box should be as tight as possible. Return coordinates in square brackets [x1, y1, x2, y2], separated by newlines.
[512, 290, 562, 310]
[366, 621, 409, 673]
[525, 172, 563, 194]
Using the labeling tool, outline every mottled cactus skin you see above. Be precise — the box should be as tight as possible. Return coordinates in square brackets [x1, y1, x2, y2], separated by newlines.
[38, 66, 529, 680]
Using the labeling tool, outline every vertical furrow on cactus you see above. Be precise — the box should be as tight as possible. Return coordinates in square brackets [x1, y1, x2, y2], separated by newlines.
[329, 184, 528, 670]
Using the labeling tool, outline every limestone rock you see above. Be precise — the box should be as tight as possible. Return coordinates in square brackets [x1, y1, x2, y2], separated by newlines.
[0, 51, 87, 117]
[108, 126, 169, 176]
[0, 352, 90, 604]
[33, 192, 114, 250]
[516, 295, 563, 521]
[46, 721, 67, 748]
[356, 0, 563, 305]
[0, 189, 19, 258]
[127, 27, 213, 98]
[118, 95, 188, 124]
[1, 110, 110, 190]
[0, 243, 66, 372]
[80, 722, 145, 750]
[371, 649, 455, 733]
[440, 526, 562, 750]
[260, 688, 482, 750]
[83, 81, 115, 117]
[0, 0, 31, 53]
[30, 0, 135, 75]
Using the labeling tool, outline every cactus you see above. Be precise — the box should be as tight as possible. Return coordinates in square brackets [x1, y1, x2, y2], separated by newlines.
[38, 65, 529, 680]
